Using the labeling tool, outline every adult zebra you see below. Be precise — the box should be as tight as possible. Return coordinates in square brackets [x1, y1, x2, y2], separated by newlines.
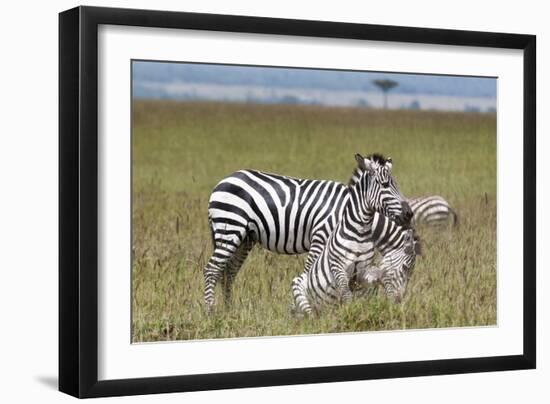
[292, 212, 421, 314]
[204, 153, 413, 312]
[408, 195, 458, 227]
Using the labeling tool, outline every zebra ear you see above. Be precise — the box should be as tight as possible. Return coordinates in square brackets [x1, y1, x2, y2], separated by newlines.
[355, 153, 367, 170]
[386, 157, 393, 171]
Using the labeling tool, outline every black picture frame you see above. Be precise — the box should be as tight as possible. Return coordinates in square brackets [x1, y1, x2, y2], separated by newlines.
[59, 5, 536, 398]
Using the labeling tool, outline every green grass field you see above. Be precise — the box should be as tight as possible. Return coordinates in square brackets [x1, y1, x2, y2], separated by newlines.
[131, 100, 496, 342]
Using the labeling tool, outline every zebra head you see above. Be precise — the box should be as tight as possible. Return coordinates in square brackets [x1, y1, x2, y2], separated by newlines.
[380, 230, 421, 303]
[354, 153, 413, 227]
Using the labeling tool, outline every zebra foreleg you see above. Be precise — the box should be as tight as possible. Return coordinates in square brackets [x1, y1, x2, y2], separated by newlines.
[332, 267, 353, 304]
[291, 273, 313, 316]
[304, 237, 326, 272]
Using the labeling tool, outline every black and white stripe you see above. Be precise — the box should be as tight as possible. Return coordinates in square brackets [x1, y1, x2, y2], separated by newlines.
[288, 157, 413, 314]
[351, 166, 458, 229]
[204, 154, 412, 311]
[292, 211, 420, 314]
[408, 195, 457, 227]
[354, 213, 421, 303]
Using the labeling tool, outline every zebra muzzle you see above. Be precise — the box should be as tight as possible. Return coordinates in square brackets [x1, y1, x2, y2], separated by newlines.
[398, 201, 414, 227]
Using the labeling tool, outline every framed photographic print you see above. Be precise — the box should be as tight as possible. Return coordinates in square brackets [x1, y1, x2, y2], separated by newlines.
[59, 6, 536, 398]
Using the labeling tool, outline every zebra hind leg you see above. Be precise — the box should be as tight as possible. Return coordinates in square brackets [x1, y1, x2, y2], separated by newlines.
[291, 273, 313, 316]
[222, 236, 254, 308]
[203, 254, 227, 314]
[204, 236, 244, 314]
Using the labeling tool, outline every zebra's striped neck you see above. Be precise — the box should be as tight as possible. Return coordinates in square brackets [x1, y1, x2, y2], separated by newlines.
[339, 174, 375, 241]
[347, 167, 363, 187]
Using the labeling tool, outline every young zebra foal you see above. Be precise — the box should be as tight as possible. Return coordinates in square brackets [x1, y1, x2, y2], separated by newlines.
[354, 217, 422, 304]
[291, 154, 412, 314]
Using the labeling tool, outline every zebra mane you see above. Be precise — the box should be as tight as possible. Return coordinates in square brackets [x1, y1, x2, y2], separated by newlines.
[347, 167, 363, 187]
[347, 153, 388, 187]
[366, 153, 388, 165]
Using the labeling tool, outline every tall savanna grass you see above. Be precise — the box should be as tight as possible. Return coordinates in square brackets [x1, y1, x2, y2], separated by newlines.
[132, 100, 496, 342]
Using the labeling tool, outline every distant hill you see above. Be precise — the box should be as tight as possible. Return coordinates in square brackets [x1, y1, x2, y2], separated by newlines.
[133, 61, 496, 98]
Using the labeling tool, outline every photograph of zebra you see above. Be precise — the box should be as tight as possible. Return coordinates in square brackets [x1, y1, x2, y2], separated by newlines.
[131, 61, 497, 342]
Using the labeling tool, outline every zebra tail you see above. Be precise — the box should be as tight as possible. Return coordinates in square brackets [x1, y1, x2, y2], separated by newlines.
[208, 215, 216, 248]
[449, 208, 459, 227]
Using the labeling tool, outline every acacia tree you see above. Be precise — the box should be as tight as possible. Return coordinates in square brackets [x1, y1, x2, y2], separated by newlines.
[372, 79, 398, 109]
